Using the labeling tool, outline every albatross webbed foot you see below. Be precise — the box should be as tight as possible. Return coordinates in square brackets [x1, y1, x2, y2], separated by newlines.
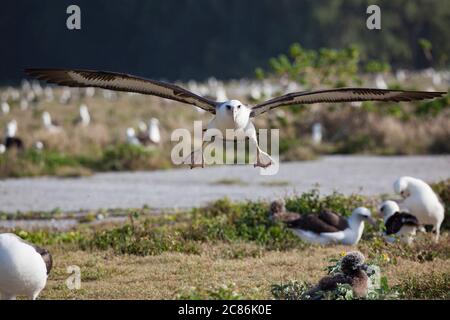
[253, 160, 273, 169]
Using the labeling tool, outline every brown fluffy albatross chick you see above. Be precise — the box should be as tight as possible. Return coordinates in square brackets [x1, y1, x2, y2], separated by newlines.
[306, 251, 369, 299]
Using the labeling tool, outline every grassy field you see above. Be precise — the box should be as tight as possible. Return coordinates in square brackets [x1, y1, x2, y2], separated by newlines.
[2, 180, 448, 300]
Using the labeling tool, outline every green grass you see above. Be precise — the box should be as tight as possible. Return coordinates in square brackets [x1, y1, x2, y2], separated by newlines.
[3, 184, 447, 300]
[0, 144, 171, 178]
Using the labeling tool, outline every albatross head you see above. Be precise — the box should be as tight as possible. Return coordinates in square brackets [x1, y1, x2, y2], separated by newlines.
[218, 100, 251, 128]
[350, 207, 376, 225]
[394, 176, 413, 199]
[378, 200, 400, 221]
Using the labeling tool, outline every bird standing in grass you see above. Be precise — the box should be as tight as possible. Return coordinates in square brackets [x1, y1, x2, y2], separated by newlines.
[286, 207, 375, 245]
[394, 176, 445, 242]
[42, 111, 62, 133]
[4, 120, 24, 151]
[379, 200, 419, 245]
[0, 233, 52, 300]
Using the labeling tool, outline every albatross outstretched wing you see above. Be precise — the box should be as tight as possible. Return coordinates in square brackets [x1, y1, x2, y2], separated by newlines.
[251, 88, 446, 116]
[25, 68, 218, 113]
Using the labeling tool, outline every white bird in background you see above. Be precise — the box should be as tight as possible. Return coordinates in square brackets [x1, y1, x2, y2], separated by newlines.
[0, 233, 52, 300]
[25, 68, 446, 169]
[215, 84, 228, 102]
[136, 118, 161, 146]
[1, 101, 10, 114]
[85, 87, 95, 98]
[379, 200, 420, 245]
[33, 141, 44, 151]
[312, 122, 322, 145]
[287, 207, 376, 245]
[137, 120, 147, 134]
[20, 98, 29, 111]
[394, 176, 445, 242]
[60, 87, 72, 104]
[395, 70, 407, 83]
[126, 127, 141, 146]
[375, 74, 388, 89]
[6, 120, 17, 138]
[44, 86, 54, 102]
[78, 104, 91, 126]
[148, 117, 161, 144]
[42, 111, 62, 133]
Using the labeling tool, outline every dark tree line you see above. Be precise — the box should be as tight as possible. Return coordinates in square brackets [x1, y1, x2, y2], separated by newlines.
[1, 0, 449, 84]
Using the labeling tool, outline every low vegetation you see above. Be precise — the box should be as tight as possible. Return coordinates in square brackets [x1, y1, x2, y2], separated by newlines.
[1, 182, 448, 299]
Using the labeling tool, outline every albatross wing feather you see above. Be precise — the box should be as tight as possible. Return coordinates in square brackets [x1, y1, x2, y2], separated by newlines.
[251, 88, 446, 116]
[24, 68, 218, 113]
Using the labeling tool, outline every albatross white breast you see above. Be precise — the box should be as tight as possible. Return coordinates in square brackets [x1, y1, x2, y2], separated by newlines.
[0, 233, 52, 300]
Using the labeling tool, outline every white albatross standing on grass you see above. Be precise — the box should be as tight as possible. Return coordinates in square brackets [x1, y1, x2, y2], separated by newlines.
[286, 207, 375, 245]
[24, 68, 446, 168]
[394, 176, 445, 242]
[0, 233, 52, 300]
[379, 200, 420, 245]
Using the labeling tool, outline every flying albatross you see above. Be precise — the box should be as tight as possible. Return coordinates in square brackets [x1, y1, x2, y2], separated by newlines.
[24, 68, 447, 168]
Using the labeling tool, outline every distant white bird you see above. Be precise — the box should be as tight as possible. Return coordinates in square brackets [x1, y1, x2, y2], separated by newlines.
[126, 127, 141, 145]
[286, 207, 375, 245]
[42, 111, 62, 133]
[395, 70, 407, 82]
[148, 118, 161, 144]
[379, 200, 419, 245]
[4, 121, 23, 151]
[1, 101, 10, 114]
[375, 74, 388, 89]
[31, 81, 43, 97]
[137, 120, 147, 133]
[77, 104, 91, 126]
[25, 68, 446, 169]
[0, 144, 5, 154]
[60, 88, 72, 104]
[33, 141, 44, 151]
[6, 120, 17, 138]
[312, 122, 322, 144]
[215, 85, 228, 102]
[249, 84, 262, 101]
[20, 98, 29, 111]
[44, 86, 54, 102]
[85, 87, 95, 98]
[137, 118, 161, 146]
[432, 73, 442, 86]
[394, 176, 445, 241]
[0, 233, 52, 300]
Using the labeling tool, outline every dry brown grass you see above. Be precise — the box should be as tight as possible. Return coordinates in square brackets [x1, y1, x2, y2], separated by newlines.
[40, 238, 450, 300]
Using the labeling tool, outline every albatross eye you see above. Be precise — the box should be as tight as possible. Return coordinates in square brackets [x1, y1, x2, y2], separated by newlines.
[237, 105, 241, 109]
[226, 105, 231, 110]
